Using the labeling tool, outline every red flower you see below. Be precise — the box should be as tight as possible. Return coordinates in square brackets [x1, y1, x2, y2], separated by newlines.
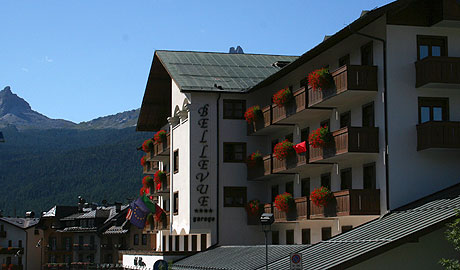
[273, 140, 294, 160]
[274, 193, 294, 212]
[246, 151, 263, 167]
[154, 130, 167, 144]
[140, 156, 147, 167]
[154, 206, 166, 222]
[142, 176, 154, 188]
[142, 139, 154, 152]
[139, 187, 146, 196]
[308, 126, 330, 148]
[310, 186, 332, 207]
[154, 171, 166, 190]
[246, 199, 261, 215]
[308, 68, 333, 91]
[244, 106, 262, 123]
[272, 88, 293, 106]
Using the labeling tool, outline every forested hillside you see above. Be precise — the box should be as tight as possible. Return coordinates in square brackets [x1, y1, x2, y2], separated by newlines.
[0, 126, 151, 216]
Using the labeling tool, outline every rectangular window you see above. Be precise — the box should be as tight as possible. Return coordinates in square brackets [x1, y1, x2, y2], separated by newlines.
[271, 231, 279, 245]
[192, 235, 198, 251]
[340, 168, 352, 190]
[162, 236, 167, 252]
[342, 225, 353, 233]
[223, 142, 246, 162]
[271, 140, 278, 153]
[301, 178, 310, 197]
[201, 234, 207, 251]
[300, 128, 309, 143]
[418, 97, 449, 123]
[169, 235, 173, 252]
[174, 192, 179, 215]
[339, 54, 350, 67]
[321, 173, 331, 190]
[223, 99, 246, 119]
[175, 236, 180, 251]
[286, 230, 295, 244]
[142, 234, 147, 245]
[271, 185, 279, 202]
[8, 240, 12, 247]
[224, 187, 247, 207]
[362, 102, 375, 127]
[285, 181, 294, 195]
[18, 240, 22, 248]
[184, 235, 189, 252]
[363, 163, 377, 190]
[417, 35, 447, 60]
[133, 234, 139, 246]
[340, 111, 351, 128]
[361, 42, 373, 66]
[173, 150, 179, 173]
[302, 229, 311, 244]
[321, 227, 332, 241]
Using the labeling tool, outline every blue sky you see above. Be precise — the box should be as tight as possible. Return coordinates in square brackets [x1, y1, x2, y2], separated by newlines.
[1, 0, 392, 123]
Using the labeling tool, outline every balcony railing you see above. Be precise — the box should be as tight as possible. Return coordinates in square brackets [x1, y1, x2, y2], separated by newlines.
[308, 65, 378, 107]
[310, 189, 380, 218]
[153, 132, 170, 156]
[272, 152, 308, 173]
[263, 197, 309, 222]
[417, 121, 460, 151]
[309, 127, 379, 162]
[247, 155, 272, 180]
[415, 57, 460, 88]
[143, 160, 159, 174]
[247, 105, 271, 135]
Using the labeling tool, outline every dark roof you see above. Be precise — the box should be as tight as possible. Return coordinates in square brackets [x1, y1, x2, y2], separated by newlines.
[0, 217, 40, 229]
[172, 245, 310, 270]
[156, 50, 298, 93]
[260, 183, 460, 270]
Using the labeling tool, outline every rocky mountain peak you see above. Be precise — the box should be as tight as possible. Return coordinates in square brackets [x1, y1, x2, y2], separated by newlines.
[0, 86, 32, 117]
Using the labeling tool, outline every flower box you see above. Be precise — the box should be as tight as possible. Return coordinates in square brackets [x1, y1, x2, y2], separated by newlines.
[142, 139, 154, 153]
[308, 68, 334, 91]
[246, 200, 264, 225]
[273, 140, 294, 161]
[272, 88, 293, 107]
[244, 106, 262, 124]
[154, 130, 167, 144]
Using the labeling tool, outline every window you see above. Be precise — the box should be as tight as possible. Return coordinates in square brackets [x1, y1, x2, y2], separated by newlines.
[223, 143, 246, 162]
[162, 235, 167, 251]
[363, 163, 377, 190]
[49, 237, 56, 250]
[169, 235, 173, 251]
[271, 231, 279, 245]
[418, 97, 449, 123]
[339, 54, 350, 67]
[322, 227, 332, 241]
[184, 235, 189, 252]
[34, 229, 39, 235]
[340, 111, 351, 128]
[8, 240, 12, 247]
[142, 234, 147, 245]
[362, 102, 375, 127]
[417, 35, 447, 60]
[271, 185, 279, 202]
[302, 229, 311, 244]
[300, 128, 309, 143]
[224, 187, 247, 207]
[192, 235, 198, 251]
[285, 181, 294, 195]
[175, 236, 180, 251]
[201, 234, 207, 251]
[173, 192, 179, 215]
[320, 119, 330, 129]
[286, 230, 295, 244]
[65, 237, 71, 251]
[18, 240, 22, 248]
[133, 234, 139, 246]
[301, 178, 310, 197]
[342, 225, 353, 233]
[223, 99, 245, 119]
[6, 257, 11, 265]
[285, 133, 293, 143]
[361, 42, 373, 66]
[341, 168, 352, 190]
[173, 150, 179, 173]
[321, 173, 331, 190]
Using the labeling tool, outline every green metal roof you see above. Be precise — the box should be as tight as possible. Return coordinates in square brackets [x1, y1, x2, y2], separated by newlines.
[155, 51, 298, 92]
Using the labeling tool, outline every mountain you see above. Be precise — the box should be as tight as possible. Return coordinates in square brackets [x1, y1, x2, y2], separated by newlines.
[0, 86, 140, 130]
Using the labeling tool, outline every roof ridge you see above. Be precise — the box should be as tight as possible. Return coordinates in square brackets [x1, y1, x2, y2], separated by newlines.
[155, 49, 298, 57]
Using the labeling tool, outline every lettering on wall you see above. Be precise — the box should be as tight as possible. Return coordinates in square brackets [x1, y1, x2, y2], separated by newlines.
[193, 104, 215, 223]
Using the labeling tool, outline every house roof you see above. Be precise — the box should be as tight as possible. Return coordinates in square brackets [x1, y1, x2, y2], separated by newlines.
[171, 245, 310, 270]
[258, 183, 460, 270]
[155, 50, 298, 93]
[0, 217, 40, 229]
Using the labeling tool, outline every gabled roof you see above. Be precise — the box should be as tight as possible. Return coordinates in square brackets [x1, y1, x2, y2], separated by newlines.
[156, 51, 298, 93]
[0, 217, 40, 229]
[260, 183, 460, 270]
[172, 245, 310, 270]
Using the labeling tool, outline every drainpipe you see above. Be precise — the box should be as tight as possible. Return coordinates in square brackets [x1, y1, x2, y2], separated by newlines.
[216, 93, 222, 246]
[348, 26, 390, 212]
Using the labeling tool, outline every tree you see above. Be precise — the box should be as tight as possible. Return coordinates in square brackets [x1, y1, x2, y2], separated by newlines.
[440, 212, 460, 270]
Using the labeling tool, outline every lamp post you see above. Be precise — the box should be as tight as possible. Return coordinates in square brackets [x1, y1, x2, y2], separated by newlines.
[260, 213, 274, 270]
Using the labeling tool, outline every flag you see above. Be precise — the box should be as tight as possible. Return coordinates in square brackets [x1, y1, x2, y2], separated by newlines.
[293, 141, 307, 154]
[126, 207, 133, 220]
[141, 195, 156, 213]
[128, 199, 150, 229]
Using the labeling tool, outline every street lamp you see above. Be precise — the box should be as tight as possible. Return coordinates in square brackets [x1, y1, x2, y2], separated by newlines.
[260, 213, 274, 270]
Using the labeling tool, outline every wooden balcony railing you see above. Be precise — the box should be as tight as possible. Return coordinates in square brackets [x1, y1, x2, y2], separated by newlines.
[417, 121, 460, 151]
[247, 106, 271, 135]
[247, 155, 272, 180]
[272, 152, 308, 173]
[143, 160, 159, 174]
[309, 127, 379, 162]
[154, 132, 170, 156]
[263, 197, 309, 222]
[415, 57, 460, 88]
[308, 65, 378, 107]
[310, 189, 380, 218]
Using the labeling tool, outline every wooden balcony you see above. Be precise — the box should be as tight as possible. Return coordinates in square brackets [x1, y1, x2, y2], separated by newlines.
[308, 65, 378, 108]
[309, 127, 379, 163]
[247, 155, 272, 181]
[310, 189, 380, 219]
[263, 197, 309, 222]
[143, 160, 159, 174]
[153, 132, 170, 159]
[152, 173, 170, 196]
[417, 121, 460, 151]
[272, 152, 308, 173]
[415, 57, 460, 88]
[247, 105, 294, 136]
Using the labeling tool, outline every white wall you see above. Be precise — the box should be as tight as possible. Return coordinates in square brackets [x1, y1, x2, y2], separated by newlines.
[0, 220, 26, 267]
